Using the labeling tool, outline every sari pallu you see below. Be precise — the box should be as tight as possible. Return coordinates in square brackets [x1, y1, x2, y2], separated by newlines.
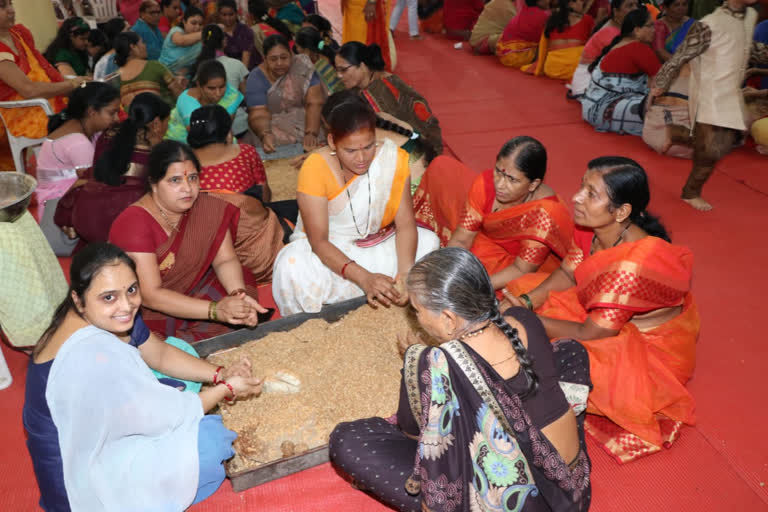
[363, 74, 443, 158]
[0, 25, 66, 170]
[538, 231, 699, 462]
[582, 68, 649, 136]
[272, 139, 439, 314]
[141, 194, 260, 342]
[402, 342, 591, 511]
[265, 54, 321, 147]
[496, 40, 539, 68]
[664, 17, 696, 54]
[522, 35, 585, 81]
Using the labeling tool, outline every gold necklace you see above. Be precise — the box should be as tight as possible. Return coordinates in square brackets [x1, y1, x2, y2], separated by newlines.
[152, 197, 182, 232]
[489, 353, 516, 366]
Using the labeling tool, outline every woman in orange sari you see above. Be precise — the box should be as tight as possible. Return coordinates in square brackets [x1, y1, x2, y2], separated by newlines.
[414, 136, 574, 293]
[504, 156, 699, 463]
[0, 6, 86, 170]
[523, 0, 595, 81]
[109, 140, 271, 342]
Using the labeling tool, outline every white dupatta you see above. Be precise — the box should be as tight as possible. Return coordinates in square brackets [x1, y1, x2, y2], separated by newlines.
[47, 326, 203, 511]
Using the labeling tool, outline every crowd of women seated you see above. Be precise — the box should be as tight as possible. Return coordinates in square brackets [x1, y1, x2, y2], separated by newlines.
[7, 5, 712, 508]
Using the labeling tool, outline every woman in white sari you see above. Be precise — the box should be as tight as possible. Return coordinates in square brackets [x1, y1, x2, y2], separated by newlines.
[272, 92, 440, 315]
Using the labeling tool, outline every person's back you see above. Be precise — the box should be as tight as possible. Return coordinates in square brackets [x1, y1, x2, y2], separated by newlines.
[501, 3, 550, 43]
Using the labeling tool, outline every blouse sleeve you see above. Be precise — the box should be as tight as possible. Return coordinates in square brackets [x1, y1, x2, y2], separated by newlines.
[109, 206, 162, 253]
[64, 135, 96, 170]
[242, 144, 266, 184]
[634, 42, 662, 76]
[653, 20, 669, 52]
[309, 72, 321, 88]
[296, 153, 336, 198]
[245, 68, 269, 107]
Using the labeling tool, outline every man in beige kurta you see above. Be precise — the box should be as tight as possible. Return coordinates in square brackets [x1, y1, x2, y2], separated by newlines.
[652, 0, 768, 211]
[469, 0, 519, 54]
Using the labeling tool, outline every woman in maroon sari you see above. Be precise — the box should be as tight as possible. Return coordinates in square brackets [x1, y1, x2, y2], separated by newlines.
[55, 93, 172, 244]
[109, 140, 270, 342]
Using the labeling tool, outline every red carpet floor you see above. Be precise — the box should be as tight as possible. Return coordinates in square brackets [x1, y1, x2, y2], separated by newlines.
[2, 2, 768, 510]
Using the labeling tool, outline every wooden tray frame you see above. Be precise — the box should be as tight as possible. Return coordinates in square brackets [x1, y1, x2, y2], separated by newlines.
[194, 297, 367, 492]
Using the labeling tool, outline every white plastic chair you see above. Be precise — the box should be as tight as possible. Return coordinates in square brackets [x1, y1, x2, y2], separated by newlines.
[82, 0, 120, 24]
[0, 98, 54, 174]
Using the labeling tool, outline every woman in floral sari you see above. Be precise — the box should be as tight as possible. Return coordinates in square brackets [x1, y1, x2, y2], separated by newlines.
[505, 156, 699, 463]
[582, 7, 661, 136]
[523, 0, 595, 80]
[414, 137, 574, 294]
[246, 34, 326, 160]
[109, 140, 270, 342]
[0, 11, 85, 170]
[272, 92, 439, 315]
[330, 248, 592, 511]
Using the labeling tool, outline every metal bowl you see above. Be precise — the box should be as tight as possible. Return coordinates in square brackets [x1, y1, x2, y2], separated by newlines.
[0, 173, 37, 223]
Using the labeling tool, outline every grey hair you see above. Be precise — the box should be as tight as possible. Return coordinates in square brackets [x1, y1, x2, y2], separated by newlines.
[406, 247, 538, 396]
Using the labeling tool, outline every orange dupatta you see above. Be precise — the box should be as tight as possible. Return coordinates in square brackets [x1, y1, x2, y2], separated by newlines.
[539, 231, 700, 462]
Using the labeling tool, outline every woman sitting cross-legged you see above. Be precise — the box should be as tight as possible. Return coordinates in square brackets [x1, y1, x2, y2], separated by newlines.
[23, 243, 262, 511]
[115, 31, 184, 109]
[414, 136, 574, 295]
[166, 59, 245, 143]
[271, 92, 440, 315]
[522, 0, 595, 81]
[188, 105, 288, 283]
[329, 247, 592, 512]
[246, 34, 327, 159]
[36, 82, 121, 256]
[55, 92, 172, 246]
[496, 0, 551, 69]
[504, 156, 699, 462]
[109, 140, 270, 342]
[581, 7, 661, 136]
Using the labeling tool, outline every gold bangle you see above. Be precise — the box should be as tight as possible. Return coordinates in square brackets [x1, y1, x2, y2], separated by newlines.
[208, 301, 218, 321]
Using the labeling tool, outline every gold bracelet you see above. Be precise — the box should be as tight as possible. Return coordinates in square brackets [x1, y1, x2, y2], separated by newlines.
[208, 301, 218, 321]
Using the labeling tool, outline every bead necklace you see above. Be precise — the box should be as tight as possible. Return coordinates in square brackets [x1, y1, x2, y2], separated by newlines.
[459, 321, 491, 341]
[342, 166, 371, 238]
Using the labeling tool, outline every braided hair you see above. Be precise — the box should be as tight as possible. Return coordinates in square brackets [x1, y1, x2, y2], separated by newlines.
[407, 247, 539, 397]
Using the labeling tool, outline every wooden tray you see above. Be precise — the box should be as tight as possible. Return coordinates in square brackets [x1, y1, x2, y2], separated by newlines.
[194, 297, 367, 491]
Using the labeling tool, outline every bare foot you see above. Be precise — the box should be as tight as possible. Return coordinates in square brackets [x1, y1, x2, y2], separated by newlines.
[682, 196, 713, 211]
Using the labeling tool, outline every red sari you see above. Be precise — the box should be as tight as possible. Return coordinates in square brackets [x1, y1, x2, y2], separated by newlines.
[539, 228, 699, 462]
[414, 156, 574, 290]
[109, 194, 260, 342]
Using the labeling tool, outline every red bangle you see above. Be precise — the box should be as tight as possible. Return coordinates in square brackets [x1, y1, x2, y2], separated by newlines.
[341, 260, 355, 279]
[212, 366, 224, 385]
[219, 379, 236, 404]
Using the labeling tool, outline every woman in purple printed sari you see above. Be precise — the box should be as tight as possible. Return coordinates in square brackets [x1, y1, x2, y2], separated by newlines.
[329, 248, 592, 511]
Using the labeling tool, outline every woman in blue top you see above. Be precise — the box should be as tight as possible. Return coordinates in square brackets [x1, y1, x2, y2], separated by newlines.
[159, 6, 204, 77]
[23, 243, 262, 511]
[166, 60, 246, 142]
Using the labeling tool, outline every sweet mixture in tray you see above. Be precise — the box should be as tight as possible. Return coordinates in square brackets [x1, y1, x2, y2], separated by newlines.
[207, 304, 426, 473]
